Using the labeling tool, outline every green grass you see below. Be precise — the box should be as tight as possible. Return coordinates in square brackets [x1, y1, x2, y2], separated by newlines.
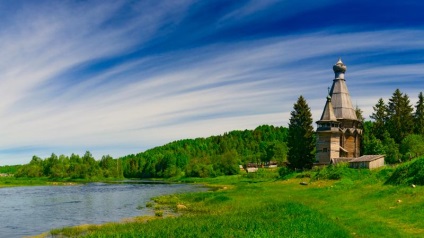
[0, 177, 50, 187]
[0, 176, 126, 188]
[386, 157, 424, 185]
[45, 167, 424, 238]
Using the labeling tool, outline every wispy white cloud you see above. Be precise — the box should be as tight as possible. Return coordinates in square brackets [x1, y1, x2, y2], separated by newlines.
[0, 1, 423, 165]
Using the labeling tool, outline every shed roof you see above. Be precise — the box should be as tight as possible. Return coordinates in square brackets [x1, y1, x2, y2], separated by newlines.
[349, 155, 385, 162]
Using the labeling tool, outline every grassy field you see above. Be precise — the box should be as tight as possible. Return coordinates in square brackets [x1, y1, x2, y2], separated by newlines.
[0, 176, 125, 188]
[44, 165, 424, 238]
[0, 177, 51, 187]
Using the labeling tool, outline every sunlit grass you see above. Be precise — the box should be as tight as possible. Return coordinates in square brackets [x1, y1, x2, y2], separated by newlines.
[0, 177, 50, 187]
[0, 176, 125, 188]
[37, 168, 424, 237]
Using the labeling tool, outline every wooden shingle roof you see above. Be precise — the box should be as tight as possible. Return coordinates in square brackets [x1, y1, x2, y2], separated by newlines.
[319, 96, 338, 121]
[329, 59, 358, 120]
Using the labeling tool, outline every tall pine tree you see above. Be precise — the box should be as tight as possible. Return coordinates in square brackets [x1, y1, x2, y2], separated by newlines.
[414, 92, 424, 135]
[370, 98, 388, 141]
[387, 89, 414, 144]
[287, 96, 315, 170]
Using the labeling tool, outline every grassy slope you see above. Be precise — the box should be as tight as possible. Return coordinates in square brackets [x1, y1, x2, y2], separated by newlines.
[48, 168, 424, 238]
[386, 157, 424, 185]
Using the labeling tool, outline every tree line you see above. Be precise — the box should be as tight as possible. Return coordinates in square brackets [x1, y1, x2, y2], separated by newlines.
[363, 90, 424, 163]
[120, 125, 288, 178]
[15, 151, 123, 179]
[13, 125, 288, 179]
[10, 88, 424, 178]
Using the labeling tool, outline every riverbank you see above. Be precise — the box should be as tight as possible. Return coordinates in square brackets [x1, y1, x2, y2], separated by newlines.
[38, 168, 424, 237]
[0, 176, 126, 188]
[0, 181, 203, 237]
[0, 177, 53, 187]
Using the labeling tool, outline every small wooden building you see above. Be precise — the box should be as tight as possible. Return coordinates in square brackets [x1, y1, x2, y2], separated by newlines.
[349, 155, 385, 169]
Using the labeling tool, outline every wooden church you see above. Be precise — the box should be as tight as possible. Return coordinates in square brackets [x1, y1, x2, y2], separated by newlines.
[316, 59, 362, 164]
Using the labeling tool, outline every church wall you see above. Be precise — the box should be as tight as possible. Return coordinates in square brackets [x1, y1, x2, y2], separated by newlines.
[344, 135, 355, 157]
[355, 135, 361, 157]
[316, 132, 340, 164]
[341, 133, 361, 158]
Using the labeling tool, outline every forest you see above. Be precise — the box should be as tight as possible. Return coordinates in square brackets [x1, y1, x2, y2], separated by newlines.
[6, 88, 424, 179]
[362, 90, 424, 163]
[11, 125, 288, 179]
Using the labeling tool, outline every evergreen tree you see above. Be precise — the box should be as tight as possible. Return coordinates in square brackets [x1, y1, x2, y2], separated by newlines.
[370, 98, 388, 141]
[386, 89, 414, 144]
[287, 96, 315, 170]
[355, 105, 365, 122]
[414, 92, 424, 135]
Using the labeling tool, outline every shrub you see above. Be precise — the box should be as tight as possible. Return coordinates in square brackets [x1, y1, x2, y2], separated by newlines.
[278, 166, 293, 179]
[246, 168, 279, 180]
[312, 164, 347, 181]
[296, 172, 311, 178]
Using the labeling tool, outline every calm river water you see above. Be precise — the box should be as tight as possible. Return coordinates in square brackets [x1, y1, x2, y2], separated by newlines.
[0, 181, 206, 237]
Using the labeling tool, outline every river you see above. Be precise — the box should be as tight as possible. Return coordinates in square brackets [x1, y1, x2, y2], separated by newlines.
[0, 181, 206, 237]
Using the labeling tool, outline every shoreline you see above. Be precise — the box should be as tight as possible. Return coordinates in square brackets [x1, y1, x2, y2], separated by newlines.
[28, 178, 225, 238]
[26, 178, 216, 238]
[13, 168, 424, 237]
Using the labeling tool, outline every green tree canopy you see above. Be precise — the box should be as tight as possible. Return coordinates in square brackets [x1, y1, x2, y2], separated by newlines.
[287, 96, 315, 170]
[370, 98, 388, 141]
[400, 134, 424, 160]
[386, 89, 414, 144]
[355, 105, 365, 123]
[414, 92, 424, 135]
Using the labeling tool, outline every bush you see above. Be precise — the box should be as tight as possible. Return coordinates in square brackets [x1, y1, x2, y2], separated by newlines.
[155, 210, 164, 217]
[278, 166, 293, 179]
[185, 158, 216, 178]
[312, 164, 347, 181]
[295, 172, 311, 178]
[245, 168, 279, 180]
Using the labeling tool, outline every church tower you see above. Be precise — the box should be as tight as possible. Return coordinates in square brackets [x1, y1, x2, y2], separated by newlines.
[316, 59, 362, 164]
[316, 95, 341, 164]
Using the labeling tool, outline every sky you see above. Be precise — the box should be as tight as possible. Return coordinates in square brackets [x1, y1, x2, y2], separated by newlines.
[1, 0, 424, 165]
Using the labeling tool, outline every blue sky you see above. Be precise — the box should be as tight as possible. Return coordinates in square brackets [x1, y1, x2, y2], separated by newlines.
[1, 0, 424, 165]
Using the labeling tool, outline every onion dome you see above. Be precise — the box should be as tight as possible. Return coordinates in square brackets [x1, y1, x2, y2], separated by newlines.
[333, 58, 347, 73]
[333, 58, 347, 79]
